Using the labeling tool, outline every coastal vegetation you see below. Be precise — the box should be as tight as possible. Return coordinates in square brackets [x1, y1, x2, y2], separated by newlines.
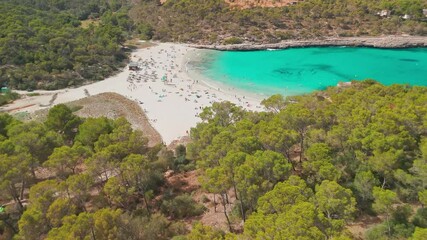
[0, 0, 426, 90]
[130, 0, 427, 44]
[0, 0, 426, 238]
[0, 90, 19, 106]
[0, 1, 132, 90]
[2, 0, 130, 19]
[1, 82, 427, 239]
[0, 104, 198, 239]
[185, 81, 427, 239]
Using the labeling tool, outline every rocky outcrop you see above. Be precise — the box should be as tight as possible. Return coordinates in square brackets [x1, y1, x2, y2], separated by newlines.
[192, 36, 427, 51]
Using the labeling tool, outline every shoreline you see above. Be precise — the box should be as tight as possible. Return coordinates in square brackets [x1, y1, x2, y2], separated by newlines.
[184, 49, 267, 102]
[3, 37, 425, 144]
[2, 43, 263, 144]
[191, 36, 427, 51]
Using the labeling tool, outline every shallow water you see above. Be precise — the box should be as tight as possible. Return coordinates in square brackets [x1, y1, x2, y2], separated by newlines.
[193, 47, 427, 96]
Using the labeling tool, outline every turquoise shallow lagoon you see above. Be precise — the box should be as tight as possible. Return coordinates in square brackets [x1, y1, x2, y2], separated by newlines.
[193, 47, 427, 96]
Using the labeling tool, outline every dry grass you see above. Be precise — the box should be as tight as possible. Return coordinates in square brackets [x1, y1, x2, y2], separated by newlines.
[347, 214, 382, 239]
[125, 39, 157, 49]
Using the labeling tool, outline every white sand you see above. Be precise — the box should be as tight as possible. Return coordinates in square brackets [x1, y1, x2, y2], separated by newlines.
[2, 43, 265, 144]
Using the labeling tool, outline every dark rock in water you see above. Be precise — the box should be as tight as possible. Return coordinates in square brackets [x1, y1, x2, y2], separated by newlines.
[274, 68, 292, 75]
[399, 58, 418, 62]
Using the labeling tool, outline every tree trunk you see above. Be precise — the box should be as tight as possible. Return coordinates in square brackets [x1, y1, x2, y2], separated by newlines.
[239, 193, 246, 222]
[142, 193, 151, 215]
[20, 179, 25, 200]
[91, 226, 97, 240]
[213, 194, 217, 213]
[13, 195, 24, 213]
[233, 183, 238, 200]
[299, 132, 304, 163]
[221, 193, 232, 232]
[231, 173, 238, 200]
[9, 185, 24, 213]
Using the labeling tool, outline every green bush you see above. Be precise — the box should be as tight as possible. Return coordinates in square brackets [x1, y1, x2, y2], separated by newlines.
[223, 37, 243, 45]
[160, 194, 206, 219]
[365, 223, 389, 240]
[413, 208, 427, 228]
[0, 91, 20, 106]
[138, 22, 154, 40]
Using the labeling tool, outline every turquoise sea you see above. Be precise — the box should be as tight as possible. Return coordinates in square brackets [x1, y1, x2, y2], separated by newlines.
[192, 47, 427, 96]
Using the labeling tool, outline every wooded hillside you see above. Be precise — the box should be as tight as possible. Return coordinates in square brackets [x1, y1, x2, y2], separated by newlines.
[1, 82, 427, 239]
[0, 1, 133, 90]
[0, 0, 426, 90]
[225, 0, 302, 8]
[185, 81, 427, 239]
[131, 0, 427, 44]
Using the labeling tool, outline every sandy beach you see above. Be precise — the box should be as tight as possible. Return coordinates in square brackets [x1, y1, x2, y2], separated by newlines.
[2, 43, 264, 144]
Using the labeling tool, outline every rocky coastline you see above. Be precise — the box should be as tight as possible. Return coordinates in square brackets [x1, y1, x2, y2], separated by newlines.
[192, 36, 427, 51]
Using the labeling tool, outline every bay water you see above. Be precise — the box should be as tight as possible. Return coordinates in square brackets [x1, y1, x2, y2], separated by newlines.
[191, 47, 427, 97]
